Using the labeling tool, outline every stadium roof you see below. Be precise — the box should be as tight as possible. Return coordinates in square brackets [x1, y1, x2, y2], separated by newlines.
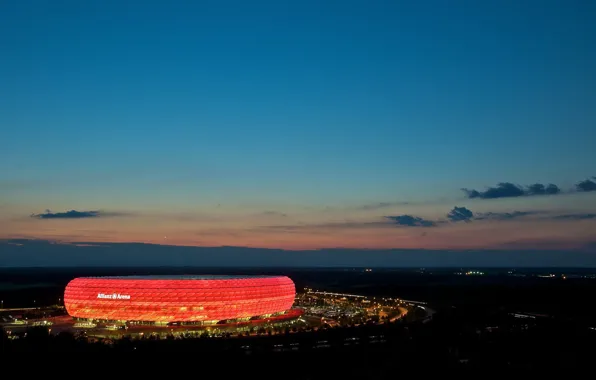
[86, 275, 280, 280]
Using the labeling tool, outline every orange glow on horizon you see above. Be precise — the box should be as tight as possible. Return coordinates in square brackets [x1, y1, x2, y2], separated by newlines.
[2, 217, 595, 251]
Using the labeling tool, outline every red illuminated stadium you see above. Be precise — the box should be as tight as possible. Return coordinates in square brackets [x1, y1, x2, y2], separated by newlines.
[64, 275, 297, 324]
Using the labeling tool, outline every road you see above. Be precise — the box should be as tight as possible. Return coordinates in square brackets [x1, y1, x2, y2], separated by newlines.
[389, 307, 408, 322]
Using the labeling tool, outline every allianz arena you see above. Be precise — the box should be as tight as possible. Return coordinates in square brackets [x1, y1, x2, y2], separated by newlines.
[64, 275, 297, 324]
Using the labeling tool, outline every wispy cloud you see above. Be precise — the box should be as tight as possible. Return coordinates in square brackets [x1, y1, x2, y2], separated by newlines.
[30, 209, 130, 220]
[261, 211, 288, 217]
[461, 176, 596, 200]
[474, 210, 542, 220]
[445, 207, 548, 223]
[462, 182, 561, 199]
[385, 215, 436, 227]
[443, 207, 590, 223]
[257, 204, 596, 235]
[258, 220, 386, 232]
[446, 206, 474, 222]
[257, 205, 594, 233]
[355, 202, 410, 211]
[388, 207, 549, 227]
[552, 213, 596, 220]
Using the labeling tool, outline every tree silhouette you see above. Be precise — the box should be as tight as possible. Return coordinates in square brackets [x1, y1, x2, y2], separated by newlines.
[0, 327, 8, 353]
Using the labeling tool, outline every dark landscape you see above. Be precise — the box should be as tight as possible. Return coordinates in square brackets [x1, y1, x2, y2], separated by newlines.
[3, 266, 596, 372]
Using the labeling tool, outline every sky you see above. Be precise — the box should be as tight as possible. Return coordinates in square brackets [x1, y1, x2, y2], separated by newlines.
[1, 0, 595, 265]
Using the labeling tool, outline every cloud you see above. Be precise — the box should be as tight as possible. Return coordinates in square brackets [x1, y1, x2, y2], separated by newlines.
[462, 182, 561, 199]
[553, 213, 596, 220]
[576, 177, 596, 192]
[30, 209, 128, 219]
[385, 215, 435, 227]
[355, 202, 409, 211]
[261, 211, 288, 217]
[444, 207, 542, 223]
[446, 208, 595, 222]
[526, 183, 561, 196]
[447, 206, 474, 222]
[445, 208, 594, 222]
[256, 220, 386, 233]
[462, 183, 524, 199]
[252, 206, 593, 235]
[461, 176, 596, 199]
[475, 211, 541, 220]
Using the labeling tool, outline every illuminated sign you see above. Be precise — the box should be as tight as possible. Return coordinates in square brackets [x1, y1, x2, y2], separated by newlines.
[97, 293, 131, 300]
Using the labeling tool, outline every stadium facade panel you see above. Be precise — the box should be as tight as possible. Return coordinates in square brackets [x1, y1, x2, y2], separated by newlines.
[64, 275, 296, 323]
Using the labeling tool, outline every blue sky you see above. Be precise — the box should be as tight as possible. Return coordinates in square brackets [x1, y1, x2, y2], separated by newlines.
[1, 1, 595, 257]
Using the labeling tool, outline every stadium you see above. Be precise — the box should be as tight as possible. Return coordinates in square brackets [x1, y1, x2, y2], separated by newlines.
[63, 275, 298, 325]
